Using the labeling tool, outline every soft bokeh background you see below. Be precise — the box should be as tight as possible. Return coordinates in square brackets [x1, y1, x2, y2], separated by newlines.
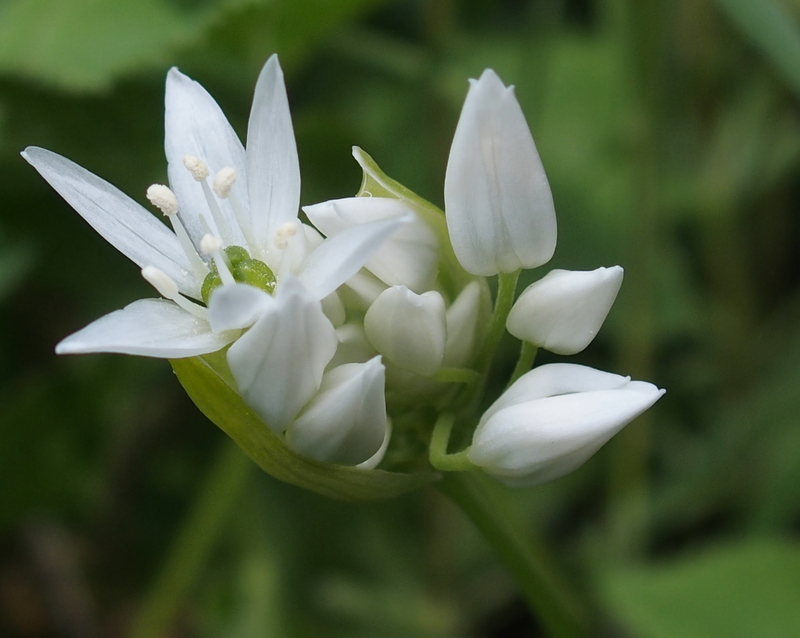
[2, 0, 800, 636]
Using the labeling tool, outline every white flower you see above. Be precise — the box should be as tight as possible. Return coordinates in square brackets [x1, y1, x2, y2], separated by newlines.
[444, 68, 557, 276]
[303, 197, 439, 293]
[24, 55, 402, 360]
[24, 55, 404, 454]
[363, 285, 447, 377]
[468, 364, 665, 486]
[506, 267, 624, 354]
[286, 356, 387, 465]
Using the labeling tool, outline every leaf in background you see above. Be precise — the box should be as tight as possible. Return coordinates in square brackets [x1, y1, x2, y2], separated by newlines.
[714, 0, 800, 99]
[601, 540, 800, 638]
[0, 0, 214, 91]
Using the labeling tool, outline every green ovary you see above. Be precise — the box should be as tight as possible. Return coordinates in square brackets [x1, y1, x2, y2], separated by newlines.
[201, 246, 276, 304]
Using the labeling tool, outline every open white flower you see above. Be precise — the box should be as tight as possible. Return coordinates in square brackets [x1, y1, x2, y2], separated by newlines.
[468, 364, 665, 486]
[23, 55, 402, 361]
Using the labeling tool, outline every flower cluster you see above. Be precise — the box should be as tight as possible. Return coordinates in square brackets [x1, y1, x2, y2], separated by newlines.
[25, 56, 663, 497]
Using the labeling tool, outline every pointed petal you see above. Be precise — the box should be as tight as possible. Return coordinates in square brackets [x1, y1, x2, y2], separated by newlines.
[478, 363, 631, 429]
[246, 55, 301, 248]
[297, 216, 406, 300]
[165, 68, 247, 247]
[444, 69, 557, 275]
[286, 357, 387, 465]
[55, 299, 233, 358]
[207, 283, 273, 332]
[22, 147, 199, 298]
[226, 277, 337, 432]
[469, 382, 665, 486]
[304, 197, 439, 293]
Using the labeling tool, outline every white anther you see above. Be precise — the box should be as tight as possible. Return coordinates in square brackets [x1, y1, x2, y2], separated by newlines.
[200, 233, 224, 255]
[146, 184, 179, 216]
[142, 266, 206, 318]
[183, 155, 209, 181]
[200, 233, 235, 286]
[142, 266, 179, 299]
[213, 167, 237, 199]
[274, 222, 298, 249]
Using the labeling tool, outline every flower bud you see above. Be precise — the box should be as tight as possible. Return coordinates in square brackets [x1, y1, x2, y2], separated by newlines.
[285, 357, 388, 465]
[506, 267, 623, 354]
[303, 197, 438, 293]
[364, 285, 446, 377]
[444, 69, 556, 276]
[468, 363, 664, 486]
[442, 281, 483, 368]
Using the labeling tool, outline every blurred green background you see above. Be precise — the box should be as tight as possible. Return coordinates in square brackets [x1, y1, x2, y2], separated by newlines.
[2, 0, 800, 636]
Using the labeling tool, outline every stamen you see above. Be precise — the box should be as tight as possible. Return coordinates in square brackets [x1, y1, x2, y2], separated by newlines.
[141, 266, 207, 319]
[146, 184, 208, 280]
[146, 184, 179, 216]
[183, 155, 209, 181]
[212, 167, 237, 199]
[274, 222, 297, 250]
[200, 233, 235, 285]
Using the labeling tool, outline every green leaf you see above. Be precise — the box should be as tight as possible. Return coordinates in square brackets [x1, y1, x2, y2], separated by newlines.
[714, 0, 800, 99]
[170, 356, 438, 501]
[601, 540, 800, 638]
[0, 0, 209, 91]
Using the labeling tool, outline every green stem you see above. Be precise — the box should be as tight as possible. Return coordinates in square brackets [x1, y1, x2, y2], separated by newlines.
[507, 341, 538, 388]
[438, 473, 589, 637]
[479, 270, 521, 367]
[130, 441, 252, 638]
[429, 412, 473, 471]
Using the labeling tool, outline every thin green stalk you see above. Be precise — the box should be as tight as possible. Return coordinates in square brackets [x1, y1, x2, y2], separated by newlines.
[507, 341, 538, 388]
[131, 441, 252, 638]
[479, 270, 521, 368]
[429, 412, 473, 471]
[434, 367, 482, 384]
[438, 473, 589, 637]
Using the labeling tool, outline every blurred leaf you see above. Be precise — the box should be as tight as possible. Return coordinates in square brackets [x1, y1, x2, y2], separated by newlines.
[0, 230, 35, 301]
[0, 0, 217, 91]
[714, 0, 800, 99]
[601, 540, 800, 638]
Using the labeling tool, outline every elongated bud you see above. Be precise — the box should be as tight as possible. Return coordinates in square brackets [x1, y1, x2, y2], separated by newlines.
[285, 357, 388, 465]
[364, 286, 446, 377]
[443, 281, 482, 368]
[506, 266, 624, 354]
[444, 69, 556, 276]
[468, 364, 664, 486]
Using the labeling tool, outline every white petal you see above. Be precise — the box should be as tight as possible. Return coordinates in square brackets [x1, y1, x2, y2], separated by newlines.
[443, 281, 482, 367]
[356, 417, 392, 470]
[285, 357, 387, 465]
[341, 270, 388, 311]
[469, 382, 664, 486]
[328, 323, 378, 369]
[207, 283, 273, 332]
[478, 363, 631, 429]
[506, 267, 624, 354]
[364, 286, 447, 377]
[246, 55, 301, 250]
[56, 299, 233, 358]
[320, 290, 346, 327]
[297, 217, 406, 300]
[226, 277, 337, 432]
[444, 69, 556, 275]
[164, 68, 247, 247]
[304, 197, 439, 293]
[22, 148, 199, 298]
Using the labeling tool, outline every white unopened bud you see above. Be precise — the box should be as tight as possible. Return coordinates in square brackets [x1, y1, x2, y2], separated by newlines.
[146, 184, 179, 216]
[444, 69, 556, 276]
[285, 357, 388, 465]
[468, 364, 665, 486]
[183, 155, 209, 181]
[213, 167, 237, 199]
[141, 266, 179, 299]
[364, 286, 446, 377]
[443, 281, 484, 368]
[506, 266, 624, 355]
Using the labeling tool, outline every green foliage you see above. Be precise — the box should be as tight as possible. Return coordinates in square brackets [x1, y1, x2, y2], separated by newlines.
[601, 540, 800, 638]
